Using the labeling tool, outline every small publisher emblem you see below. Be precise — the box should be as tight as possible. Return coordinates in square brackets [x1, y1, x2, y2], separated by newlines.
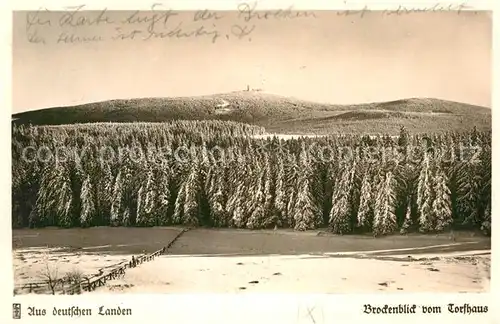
[13, 303, 21, 319]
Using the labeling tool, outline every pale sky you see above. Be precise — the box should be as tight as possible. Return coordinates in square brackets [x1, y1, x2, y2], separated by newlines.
[12, 10, 492, 113]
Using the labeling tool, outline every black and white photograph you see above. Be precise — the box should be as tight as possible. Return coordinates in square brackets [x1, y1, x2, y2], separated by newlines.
[11, 5, 491, 295]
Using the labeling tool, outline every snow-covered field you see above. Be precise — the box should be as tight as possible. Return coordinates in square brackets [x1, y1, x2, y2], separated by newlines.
[13, 248, 490, 294]
[13, 247, 140, 294]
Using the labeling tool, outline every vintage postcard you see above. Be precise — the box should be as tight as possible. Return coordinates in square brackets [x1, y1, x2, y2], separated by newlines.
[6, 0, 494, 322]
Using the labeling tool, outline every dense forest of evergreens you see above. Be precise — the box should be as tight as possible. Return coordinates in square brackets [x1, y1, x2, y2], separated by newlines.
[12, 121, 491, 235]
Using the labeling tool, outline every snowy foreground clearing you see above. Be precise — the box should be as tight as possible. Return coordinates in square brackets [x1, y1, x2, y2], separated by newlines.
[13, 248, 490, 294]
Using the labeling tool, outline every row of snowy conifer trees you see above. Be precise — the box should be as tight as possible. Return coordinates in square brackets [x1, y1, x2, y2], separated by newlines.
[12, 122, 491, 234]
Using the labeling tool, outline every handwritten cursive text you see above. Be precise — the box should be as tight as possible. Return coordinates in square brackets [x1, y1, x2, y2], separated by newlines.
[237, 3, 317, 22]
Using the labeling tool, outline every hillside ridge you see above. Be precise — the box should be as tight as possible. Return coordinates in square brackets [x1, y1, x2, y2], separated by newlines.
[12, 92, 491, 135]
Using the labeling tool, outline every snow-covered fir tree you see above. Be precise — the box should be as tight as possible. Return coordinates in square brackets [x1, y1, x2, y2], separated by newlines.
[80, 175, 95, 227]
[206, 166, 228, 227]
[261, 155, 276, 228]
[481, 199, 491, 235]
[398, 126, 409, 148]
[228, 183, 246, 228]
[373, 171, 398, 236]
[110, 171, 123, 226]
[240, 163, 260, 227]
[273, 156, 287, 227]
[246, 166, 267, 229]
[292, 177, 319, 231]
[122, 207, 131, 226]
[155, 164, 171, 226]
[225, 181, 240, 224]
[292, 148, 321, 230]
[329, 161, 356, 234]
[172, 179, 187, 225]
[416, 153, 434, 232]
[181, 164, 202, 226]
[356, 170, 374, 229]
[136, 168, 156, 226]
[284, 155, 300, 228]
[431, 166, 453, 231]
[226, 161, 248, 227]
[97, 162, 114, 225]
[477, 144, 492, 228]
[38, 162, 75, 228]
[400, 200, 412, 234]
[120, 163, 135, 226]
